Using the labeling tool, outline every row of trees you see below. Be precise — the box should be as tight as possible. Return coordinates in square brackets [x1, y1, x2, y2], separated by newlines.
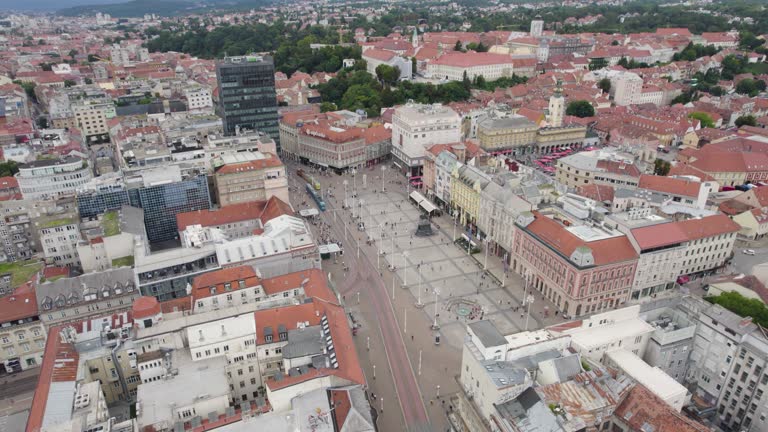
[317, 68, 530, 117]
[707, 291, 768, 329]
[672, 43, 720, 62]
[316, 69, 474, 117]
[145, 23, 360, 77]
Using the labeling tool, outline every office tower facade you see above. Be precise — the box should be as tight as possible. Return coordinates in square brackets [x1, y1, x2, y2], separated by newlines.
[216, 55, 280, 150]
[76, 170, 211, 244]
[128, 174, 211, 244]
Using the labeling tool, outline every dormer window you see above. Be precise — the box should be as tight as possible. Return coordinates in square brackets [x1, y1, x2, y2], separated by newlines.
[265, 335, 273, 343]
[209, 286, 216, 295]
[224, 283, 231, 291]
[238, 280, 245, 289]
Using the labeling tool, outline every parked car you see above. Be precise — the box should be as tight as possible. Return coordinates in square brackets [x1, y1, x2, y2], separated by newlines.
[743, 249, 756, 256]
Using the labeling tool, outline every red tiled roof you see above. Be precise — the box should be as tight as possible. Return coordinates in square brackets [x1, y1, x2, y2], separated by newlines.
[667, 164, 716, 182]
[43, 266, 69, 279]
[614, 384, 709, 432]
[676, 213, 741, 240]
[577, 184, 615, 203]
[191, 266, 259, 300]
[523, 212, 638, 266]
[0, 281, 38, 322]
[631, 223, 689, 250]
[638, 174, 702, 198]
[160, 296, 192, 314]
[26, 325, 78, 432]
[0, 176, 18, 189]
[263, 268, 335, 303]
[176, 196, 292, 230]
[260, 196, 295, 224]
[214, 156, 284, 175]
[329, 389, 353, 428]
[362, 48, 396, 61]
[432, 52, 514, 67]
[596, 159, 642, 178]
[132, 296, 161, 319]
[363, 125, 391, 145]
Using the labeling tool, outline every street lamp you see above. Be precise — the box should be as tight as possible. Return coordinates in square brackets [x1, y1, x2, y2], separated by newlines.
[436, 385, 441, 398]
[381, 166, 386, 192]
[452, 211, 458, 242]
[417, 265, 423, 307]
[525, 294, 534, 331]
[431, 288, 440, 330]
[402, 251, 409, 286]
[343, 180, 348, 209]
[484, 236, 491, 270]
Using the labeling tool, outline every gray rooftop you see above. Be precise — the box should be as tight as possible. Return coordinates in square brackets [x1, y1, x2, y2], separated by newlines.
[282, 326, 324, 359]
[481, 360, 528, 388]
[495, 387, 562, 432]
[37, 267, 136, 312]
[469, 320, 507, 348]
[478, 115, 537, 131]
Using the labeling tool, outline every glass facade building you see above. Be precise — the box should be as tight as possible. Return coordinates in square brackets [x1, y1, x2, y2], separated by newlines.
[77, 188, 131, 219]
[216, 55, 280, 150]
[76, 175, 211, 244]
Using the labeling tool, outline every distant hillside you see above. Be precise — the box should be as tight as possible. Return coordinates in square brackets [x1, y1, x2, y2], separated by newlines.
[57, 0, 269, 17]
[58, 0, 200, 17]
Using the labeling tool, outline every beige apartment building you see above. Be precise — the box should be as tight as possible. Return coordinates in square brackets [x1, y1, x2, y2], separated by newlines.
[213, 152, 289, 207]
[477, 116, 538, 152]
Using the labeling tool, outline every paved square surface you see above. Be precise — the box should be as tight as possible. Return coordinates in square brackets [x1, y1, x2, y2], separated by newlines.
[352, 186, 563, 350]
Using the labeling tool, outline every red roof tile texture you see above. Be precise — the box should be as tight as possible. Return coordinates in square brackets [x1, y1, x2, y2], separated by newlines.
[0, 281, 38, 322]
[214, 156, 284, 175]
[614, 384, 709, 432]
[524, 212, 638, 266]
[176, 196, 292, 231]
[638, 174, 702, 198]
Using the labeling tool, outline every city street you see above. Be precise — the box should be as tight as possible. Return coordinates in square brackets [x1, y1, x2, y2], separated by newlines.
[0, 368, 39, 432]
[286, 160, 567, 432]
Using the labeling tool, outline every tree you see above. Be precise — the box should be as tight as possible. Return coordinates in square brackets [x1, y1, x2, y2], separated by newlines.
[319, 102, 337, 112]
[375, 64, 400, 86]
[721, 54, 746, 80]
[462, 71, 471, 91]
[588, 58, 608, 71]
[68, 49, 78, 59]
[454, 40, 463, 52]
[0, 161, 18, 177]
[736, 78, 760, 97]
[84, 77, 93, 85]
[735, 115, 757, 127]
[474, 75, 486, 89]
[13, 80, 36, 100]
[611, 40, 620, 46]
[654, 159, 671, 176]
[341, 84, 382, 117]
[36, 117, 48, 129]
[466, 42, 488, 52]
[87, 53, 100, 63]
[707, 291, 768, 328]
[565, 100, 595, 118]
[598, 78, 611, 93]
[688, 112, 715, 128]
[740, 32, 764, 51]
[64, 80, 76, 88]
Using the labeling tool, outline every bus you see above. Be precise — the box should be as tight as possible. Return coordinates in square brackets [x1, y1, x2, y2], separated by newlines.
[306, 183, 326, 211]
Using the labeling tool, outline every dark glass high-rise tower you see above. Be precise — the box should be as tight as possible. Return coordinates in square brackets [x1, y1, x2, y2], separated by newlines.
[216, 55, 280, 150]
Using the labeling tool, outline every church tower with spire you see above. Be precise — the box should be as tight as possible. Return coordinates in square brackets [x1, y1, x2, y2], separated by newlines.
[412, 27, 419, 48]
[548, 79, 564, 128]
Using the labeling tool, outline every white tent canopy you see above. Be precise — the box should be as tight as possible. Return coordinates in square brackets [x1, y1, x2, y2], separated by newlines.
[318, 244, 342, 254]
[409, 191, 439, 214]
